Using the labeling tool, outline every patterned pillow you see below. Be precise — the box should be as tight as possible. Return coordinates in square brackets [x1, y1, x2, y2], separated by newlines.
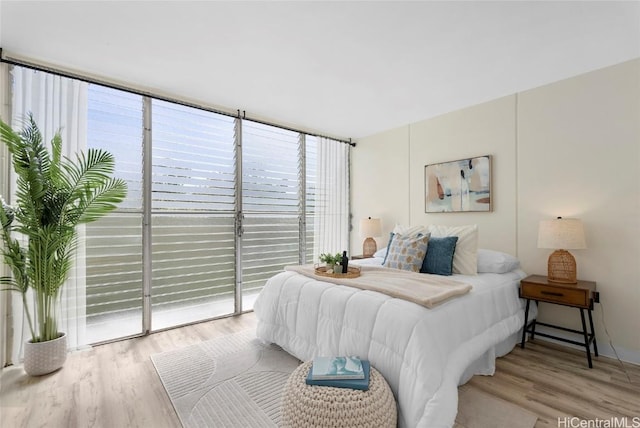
[420, 236, 459, 276]
[383, 234, 430, 272]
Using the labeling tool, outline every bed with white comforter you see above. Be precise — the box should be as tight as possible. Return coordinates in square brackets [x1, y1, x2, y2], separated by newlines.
[254, 257, 536, 428]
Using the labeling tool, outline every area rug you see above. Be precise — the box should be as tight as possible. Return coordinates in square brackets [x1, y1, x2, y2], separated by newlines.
[151, 330, 537, 428]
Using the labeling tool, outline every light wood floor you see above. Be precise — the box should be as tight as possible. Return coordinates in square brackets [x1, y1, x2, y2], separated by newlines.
[1, 312, 639, 428]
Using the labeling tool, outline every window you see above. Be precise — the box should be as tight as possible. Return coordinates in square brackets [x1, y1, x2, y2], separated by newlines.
[241, 121, 301, 309]
[151, 100, 237, 329]
[85, 85, 143, 342]
[5, 64, 350, 349]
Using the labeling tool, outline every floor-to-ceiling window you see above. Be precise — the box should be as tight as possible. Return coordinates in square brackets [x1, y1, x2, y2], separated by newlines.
[150, 100, 237, 329]
[3, 63, 350, 351]
[84, 85, 144, 343]
[241, 121, 302, 310]
[305, 136, 318, 264]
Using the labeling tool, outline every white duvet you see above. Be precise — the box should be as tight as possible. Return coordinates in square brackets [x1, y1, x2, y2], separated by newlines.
[254, 260, 536, 428]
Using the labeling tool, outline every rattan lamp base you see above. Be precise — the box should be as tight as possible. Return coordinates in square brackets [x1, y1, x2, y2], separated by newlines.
[363, 237, 377, 258]
[547, 249, 577, 284]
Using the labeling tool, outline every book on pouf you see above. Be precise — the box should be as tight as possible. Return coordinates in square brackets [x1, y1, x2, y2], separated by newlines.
[306, 360, 371, 391]
[310, 356, 365, 380]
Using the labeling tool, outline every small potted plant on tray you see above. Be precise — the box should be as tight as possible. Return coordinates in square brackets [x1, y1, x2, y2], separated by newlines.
[319, 252, 342, 273]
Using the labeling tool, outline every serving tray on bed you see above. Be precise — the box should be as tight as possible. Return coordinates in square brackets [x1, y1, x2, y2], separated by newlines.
[314, 265, 361, 278]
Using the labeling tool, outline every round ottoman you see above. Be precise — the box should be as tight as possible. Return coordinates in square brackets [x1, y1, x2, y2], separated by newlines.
[280, 360, 397, 428]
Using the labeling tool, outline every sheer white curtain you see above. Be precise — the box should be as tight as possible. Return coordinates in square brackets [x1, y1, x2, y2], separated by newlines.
[313, 137, 350, 260]
[9, 67, 89, 362]
[0, 63, 11, 367]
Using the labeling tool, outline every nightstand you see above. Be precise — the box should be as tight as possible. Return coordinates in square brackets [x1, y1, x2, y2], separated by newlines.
[350, 255, 373, 260]
[519, 274, 599, 368]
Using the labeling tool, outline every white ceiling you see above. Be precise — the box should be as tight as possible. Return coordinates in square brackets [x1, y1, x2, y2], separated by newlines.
[1, 1, 639, 140]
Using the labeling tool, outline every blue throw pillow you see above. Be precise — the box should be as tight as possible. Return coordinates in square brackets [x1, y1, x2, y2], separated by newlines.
[420, 236, 458, 276]
[381, 232, 395, 265]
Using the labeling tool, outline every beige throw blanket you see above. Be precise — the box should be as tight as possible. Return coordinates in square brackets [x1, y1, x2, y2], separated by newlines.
[284, 265, 472, 308]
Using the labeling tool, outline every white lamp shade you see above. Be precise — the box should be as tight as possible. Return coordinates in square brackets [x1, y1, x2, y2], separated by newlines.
[537, 218, 587, 250]
[360, 218, 382, 238]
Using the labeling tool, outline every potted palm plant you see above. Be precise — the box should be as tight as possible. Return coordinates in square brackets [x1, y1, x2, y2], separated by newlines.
[0, 114, 127, 376]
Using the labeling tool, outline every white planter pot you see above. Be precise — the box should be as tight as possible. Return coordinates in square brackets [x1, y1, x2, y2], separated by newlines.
[23, 332, 67, 376]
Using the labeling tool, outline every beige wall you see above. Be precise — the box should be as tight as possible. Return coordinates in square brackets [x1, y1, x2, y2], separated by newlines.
[407, 95, 518, 254]
[351, 125, 410, 253]
[351, 59, 640, 362]
[517, 59, 640, 361]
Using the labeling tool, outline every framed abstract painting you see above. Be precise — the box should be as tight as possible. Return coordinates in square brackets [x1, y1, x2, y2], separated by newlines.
[424, 155, 492, 213]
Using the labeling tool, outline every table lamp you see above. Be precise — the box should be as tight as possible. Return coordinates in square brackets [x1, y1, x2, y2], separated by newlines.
[537, 217, 587, 284]
[360, 217, 382, 257]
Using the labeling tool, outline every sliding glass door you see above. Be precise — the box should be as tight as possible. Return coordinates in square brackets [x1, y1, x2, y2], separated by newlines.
[150, 100, 237, 329]
[241, 121, 301, 310]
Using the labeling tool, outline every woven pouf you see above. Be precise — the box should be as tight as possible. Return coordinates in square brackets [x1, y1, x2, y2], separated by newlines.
[280, 360, 397, 428]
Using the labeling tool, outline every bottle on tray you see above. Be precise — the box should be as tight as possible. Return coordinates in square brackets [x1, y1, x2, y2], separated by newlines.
[341, 251, 349, 273]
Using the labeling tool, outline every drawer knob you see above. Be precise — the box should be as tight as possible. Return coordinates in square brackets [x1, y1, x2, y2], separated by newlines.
[541, 290, 564, 297]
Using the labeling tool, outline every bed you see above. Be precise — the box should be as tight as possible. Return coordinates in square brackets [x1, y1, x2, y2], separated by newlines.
[254, 250, 536, 428]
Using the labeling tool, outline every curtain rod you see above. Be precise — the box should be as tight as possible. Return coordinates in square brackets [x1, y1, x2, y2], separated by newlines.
[0, 48, 355, 147]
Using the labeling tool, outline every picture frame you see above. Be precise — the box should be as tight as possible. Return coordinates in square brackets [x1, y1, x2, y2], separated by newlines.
[424, 155, 492, 213]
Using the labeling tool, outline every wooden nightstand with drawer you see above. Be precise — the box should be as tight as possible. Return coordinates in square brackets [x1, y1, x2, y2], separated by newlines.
[519, 274, 599, 368]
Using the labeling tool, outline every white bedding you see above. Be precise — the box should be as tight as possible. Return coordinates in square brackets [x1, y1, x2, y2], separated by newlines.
[254, 258, 537, 428]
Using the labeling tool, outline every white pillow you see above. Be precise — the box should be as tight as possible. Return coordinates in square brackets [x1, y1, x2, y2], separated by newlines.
[427, 224, 478, 275]
[373, 247, 387, 258]
[392, 224, 429, 236]
[477, 249, 520, 274]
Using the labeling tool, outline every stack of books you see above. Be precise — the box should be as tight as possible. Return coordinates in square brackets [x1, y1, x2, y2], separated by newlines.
[305, 356, 371, 391]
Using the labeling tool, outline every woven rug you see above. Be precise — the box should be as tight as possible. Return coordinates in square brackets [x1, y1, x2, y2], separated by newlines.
[151, 330, 537, 428]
